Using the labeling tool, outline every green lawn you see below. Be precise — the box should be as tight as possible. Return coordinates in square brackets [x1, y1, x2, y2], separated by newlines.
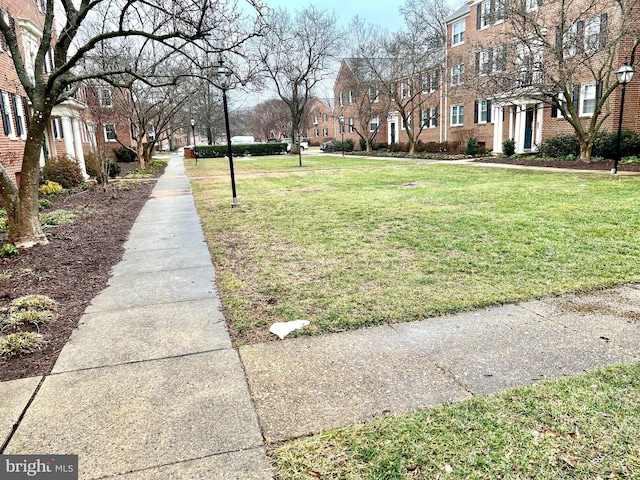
[187, 155, 640, 343]
[271, 362, 640, 479]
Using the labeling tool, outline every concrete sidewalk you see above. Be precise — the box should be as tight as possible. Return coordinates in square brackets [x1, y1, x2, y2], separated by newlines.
[241, 286, 640, 443]
[2, 157, 271, 479]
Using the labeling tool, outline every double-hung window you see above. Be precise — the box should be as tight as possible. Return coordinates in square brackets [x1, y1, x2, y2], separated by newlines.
[451, 64, 465, 86]
[452, 20, 465, 46]
[370, 116, 379, 132]
[451, 105, 464, 126]
[580, 83, 596, 116]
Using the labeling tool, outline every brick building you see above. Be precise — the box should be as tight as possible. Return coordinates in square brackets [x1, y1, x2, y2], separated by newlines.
[335, 0, 639, 154]
[303, 97, 337, 146]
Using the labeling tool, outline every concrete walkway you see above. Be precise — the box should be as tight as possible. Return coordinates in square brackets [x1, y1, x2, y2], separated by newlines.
[2, 157, 271, 479]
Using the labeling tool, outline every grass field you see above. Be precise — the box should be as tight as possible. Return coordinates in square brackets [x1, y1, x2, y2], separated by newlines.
[187, 155, 640, 344]
[271, 362, 640, 479]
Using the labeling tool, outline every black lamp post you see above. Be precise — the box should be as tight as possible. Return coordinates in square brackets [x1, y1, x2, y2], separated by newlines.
[340, 115, 345, 157]
[190, 119, 196, 164]
[215, 56, 239, 206]
[613, 61, 635, 175]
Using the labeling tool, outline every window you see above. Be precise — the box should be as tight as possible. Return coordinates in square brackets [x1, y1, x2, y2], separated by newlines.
[451, 63, 465, 86]
[370, 116, 379, 132]
[313, 114, 318, 125]
[51, 118, 64, 139]
[495, 0, 506, 21]
[369, 86, 379, 103]
[104, 123, 117, 141]
[480, 1, 492, 28]
[493, 44, 507, 72]
[552, 93, 567, 118]
[348, 90, 354, 104]
[474, 100, 491, 123]
[526, 0, 542, 12]
[421, 108, 438, 128]
[477, 50, 491, 75]
[422, 70, 439, 93]
[315, 128, 319, 137]
[451, 105, 464, 126]
[401, 114, 412, 130]
[99, 88, 113, 107]
[338, 91, 344, 107]
[11, 93, 25, 137]
[349, 117, 355, 133]
[452, 20, 465, 46]
[585, 14, 607, 54]
[401, 81, 411, 99]
[580, 83, 596, 116]
[516, 42, 543, 87]
[322, 113, 328, 122]
[323, 128, 328, 136]
[0, 91, 15, 137]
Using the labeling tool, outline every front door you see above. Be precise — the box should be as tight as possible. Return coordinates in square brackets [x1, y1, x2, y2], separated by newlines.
[524, 107, 534, 149]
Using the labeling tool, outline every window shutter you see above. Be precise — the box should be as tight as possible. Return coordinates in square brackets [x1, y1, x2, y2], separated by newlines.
[489, 0, 495, 22]
[576, 20, 584, 48]
[487, 100, 492, 123]
[555, 27, 561, 50]
[475, 52, 480, 74]
[11, 94, 22, 136]
[600, 13, 608, 49]
[476, 4, 482, 29]
[551, 97, 558, 117]
[22, 97, 30, 127]
[474, 100, 479, 123]
[597, 80, 603, 101]
[434, 70, 439, 90]
[434, 108, 439, 127]
[52, 119, 58, 138]
[572, 85, 580, 111]
[0, 93, 10, 135]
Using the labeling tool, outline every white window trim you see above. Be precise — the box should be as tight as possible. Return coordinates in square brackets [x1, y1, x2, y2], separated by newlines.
[480, 1, 491, 29]
[452, 20, 466, 46]
[103, 123, 117, 142]
[451, 104, 464, 127]
[451, 63, 465, 86]
[338, 91, 344, 107]
[348, 117, 355, 133]
[1, 91, 16, 139]
[99, 88, 113, 108]
[580, 83, 596, 117]
[478, 100, 489, 124]
[348, 90, 354, 104]
[370, 116, 379, 132]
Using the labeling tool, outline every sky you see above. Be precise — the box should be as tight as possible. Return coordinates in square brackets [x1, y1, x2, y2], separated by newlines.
[263, 0, 406, 31]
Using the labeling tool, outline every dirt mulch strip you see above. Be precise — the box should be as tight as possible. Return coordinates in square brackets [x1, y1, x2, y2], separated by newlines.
[473, 157, 640, 171]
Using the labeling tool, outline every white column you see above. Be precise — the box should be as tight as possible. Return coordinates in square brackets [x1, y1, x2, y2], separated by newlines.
[508, 106, 514, 141]
[71, 117, 88, 177]
[61, 117, 75, 159]
[514, 106, 526, 154]
[535, 103, 544, 151]
[492, 105, 504, 154]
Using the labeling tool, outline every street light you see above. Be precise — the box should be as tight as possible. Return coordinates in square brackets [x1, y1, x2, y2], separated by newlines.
[190, 119, 196, 165]
[339, 115, 345, 158]
[613, 61, 635, 175]
[215, 55, 239, 206]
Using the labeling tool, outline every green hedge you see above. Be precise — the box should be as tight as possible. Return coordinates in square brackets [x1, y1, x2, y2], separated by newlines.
[194, 143, 287, 158]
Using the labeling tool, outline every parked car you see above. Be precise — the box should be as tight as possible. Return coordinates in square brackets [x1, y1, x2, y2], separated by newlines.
[283, 138, 309, 151]
[320, 141, 334, 152]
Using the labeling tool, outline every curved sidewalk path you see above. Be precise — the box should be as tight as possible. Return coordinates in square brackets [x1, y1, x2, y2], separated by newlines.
[2, 157, 271, 479]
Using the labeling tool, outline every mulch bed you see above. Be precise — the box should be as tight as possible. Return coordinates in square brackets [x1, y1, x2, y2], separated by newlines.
[473, 157, 640, 171]
[0, 163, 161, 382]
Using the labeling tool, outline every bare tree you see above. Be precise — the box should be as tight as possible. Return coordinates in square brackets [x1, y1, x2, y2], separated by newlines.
[474, 0, 640, 161]
[249, 98, 290, 141]
[258, 6, 343, 165]
[0, 0, 264, 248]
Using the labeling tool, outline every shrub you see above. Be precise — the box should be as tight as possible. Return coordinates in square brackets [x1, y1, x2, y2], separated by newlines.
[5, 310, 56, 327]
[40, 209, 76, 227]
[334, 139, 355, 152]
[194, 142, 287, 158]
[106, 161, 121, 178]
[503, 139, 516, 157]
[39, 180, 63, 195]
[465, 137, 483, 155]
[114, 147, 137, 163]
[10, 294, 58, 312]
[0, 243, 18, 258]
[538, 134, 580, 158]
[38, 199, 52, 210]
[42, 155, 84, 189]
[359, 138, 367, 151]
[0, 332, 44, 356]
[416, 142, 449, 153]
[389, 142, 410, 152]
[593, 130, 640, 159]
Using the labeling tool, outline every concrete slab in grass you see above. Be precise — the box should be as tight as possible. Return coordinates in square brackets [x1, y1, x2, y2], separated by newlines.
[111, 246, 213, 276]
[101, 448, 272, 480]
[393, 304, 628, 396]
[240, 326, 471, 443]
[6, 351, 263, 479]
[86, 265, 215, 313]
[0, 376, 41, 446]
[52, 298, 230, 373]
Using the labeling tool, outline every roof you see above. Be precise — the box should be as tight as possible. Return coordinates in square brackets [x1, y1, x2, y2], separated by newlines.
[445, 3, 470, 23]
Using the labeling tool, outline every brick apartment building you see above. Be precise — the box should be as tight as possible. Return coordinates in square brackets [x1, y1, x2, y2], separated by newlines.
[0, 0, 135, 185]
[335, 0, 639, 154]
[303, 97, 337, 146]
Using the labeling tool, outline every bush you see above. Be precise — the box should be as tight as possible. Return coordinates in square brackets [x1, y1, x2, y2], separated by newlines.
[465, 137, 483, 155]
[194, 142, 287, 158]
[503, 138, 516, 157]
[40, 209, 76, 227]
[0, 243, 19, 258]
[114, 147, 137, 163]
[38, 181, 63, 195]
[538, 134, 581, 158]
[106, 161, 121, 178]
[359, 138, 367, 151]
[0, 332, 44, 356]
[389, 142, 410, 152]
[334, 139, 355, 152]
[42, 155, 84, 189]
[416, 141, 450, 153]
[38, 199, 52, 210]
[593, 130, 640, 159]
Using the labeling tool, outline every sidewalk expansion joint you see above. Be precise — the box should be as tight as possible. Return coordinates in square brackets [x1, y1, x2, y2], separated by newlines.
[86, 295, 219, 314]
[430, 359, 476, 397]
[49, 347, 233, 376]
[238, 351, 271, 447]
[91, 445, 268, 480]
[0, 375, 46, 454]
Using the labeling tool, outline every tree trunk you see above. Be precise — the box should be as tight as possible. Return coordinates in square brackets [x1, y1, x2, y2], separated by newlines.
[579, 138, 593, 162]
[136, 134, 146, 169]
[5, 114, 49, 248]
